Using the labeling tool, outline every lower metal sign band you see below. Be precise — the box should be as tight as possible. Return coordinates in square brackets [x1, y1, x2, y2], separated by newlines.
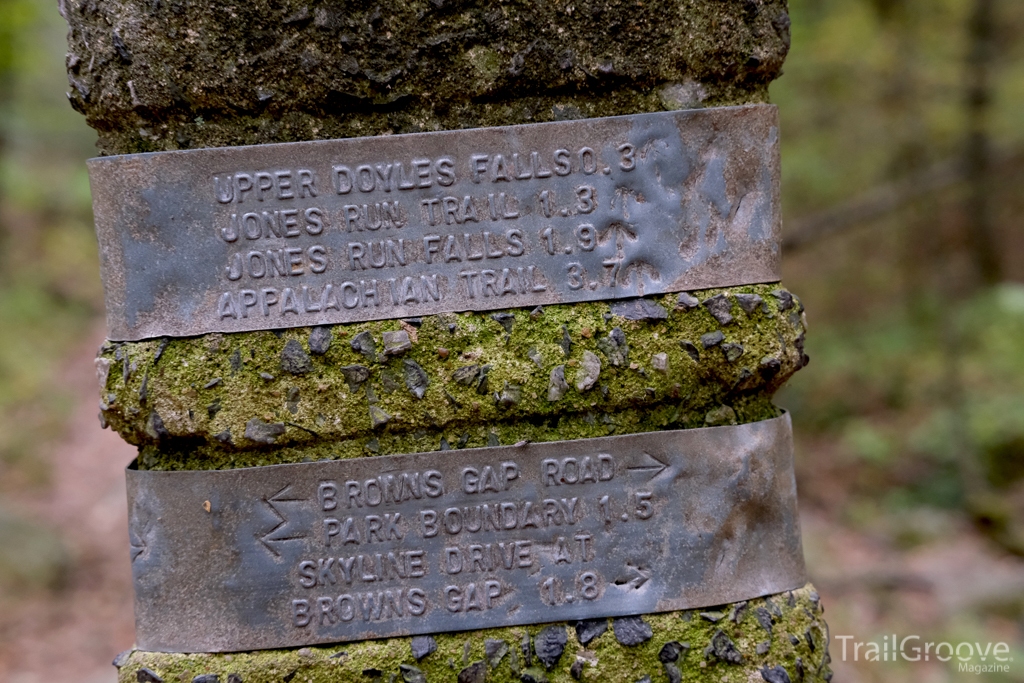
[91, 104, 781, 341]
[127, 414, 805, 653]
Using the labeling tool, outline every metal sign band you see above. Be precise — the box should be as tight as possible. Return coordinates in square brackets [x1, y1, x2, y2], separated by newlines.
[91, 105, 781, 341]
[127, 414, 805, 653]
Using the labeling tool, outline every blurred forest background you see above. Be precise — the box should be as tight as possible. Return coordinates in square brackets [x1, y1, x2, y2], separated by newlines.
[0, 0, 1023, 681]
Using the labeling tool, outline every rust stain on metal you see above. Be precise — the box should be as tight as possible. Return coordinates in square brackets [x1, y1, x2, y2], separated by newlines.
[90, 105, 781, 340]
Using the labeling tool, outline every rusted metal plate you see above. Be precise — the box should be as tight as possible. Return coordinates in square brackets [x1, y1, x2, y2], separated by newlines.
[91, 105, 781, 341]
[127, 414, 805, 653]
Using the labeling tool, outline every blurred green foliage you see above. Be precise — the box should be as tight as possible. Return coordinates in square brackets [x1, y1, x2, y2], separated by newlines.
[773, 0, 1024, 554]
[782, 286, 1024, 507]
[775, 0, 1024, 213]
[0, 0, 37, 77]
[0, 0, 98, 489]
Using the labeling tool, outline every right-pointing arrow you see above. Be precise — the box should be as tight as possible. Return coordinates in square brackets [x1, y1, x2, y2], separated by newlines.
[626, 451, 668, 480]
[629, 563, 651, 589]
[613, 563, 651, 590]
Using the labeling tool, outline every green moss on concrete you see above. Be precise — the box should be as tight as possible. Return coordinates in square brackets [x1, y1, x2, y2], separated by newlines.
[116, 584, 830, 683]
[96, 284, 808, 467]
[135, 395, 783, 471]
[63, 0, 791, 155]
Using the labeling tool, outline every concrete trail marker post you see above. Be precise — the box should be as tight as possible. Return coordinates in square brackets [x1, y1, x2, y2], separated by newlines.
[66, 0, 832, 681]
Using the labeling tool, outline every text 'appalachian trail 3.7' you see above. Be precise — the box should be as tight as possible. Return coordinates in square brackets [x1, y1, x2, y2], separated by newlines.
[89, 106, 780, 341]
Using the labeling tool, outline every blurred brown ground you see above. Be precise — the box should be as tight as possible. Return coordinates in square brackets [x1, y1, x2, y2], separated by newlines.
[0, 323, 135, 683]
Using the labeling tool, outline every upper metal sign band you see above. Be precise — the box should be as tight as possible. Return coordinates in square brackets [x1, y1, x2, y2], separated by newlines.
[90, 105, 780, 341]
[127, 414, 805, 653]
